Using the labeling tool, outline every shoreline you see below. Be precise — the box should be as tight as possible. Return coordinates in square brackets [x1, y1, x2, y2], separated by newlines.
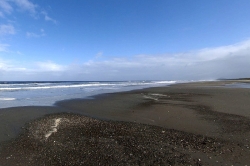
[1, 80, 250, 165]
[56, 80, 250, 140]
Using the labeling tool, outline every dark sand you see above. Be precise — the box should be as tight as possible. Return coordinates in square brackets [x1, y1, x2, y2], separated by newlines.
[0, 81, 250, 165]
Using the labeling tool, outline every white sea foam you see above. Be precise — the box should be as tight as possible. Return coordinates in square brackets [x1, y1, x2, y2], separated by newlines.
[153, 81, 177, 84]
[0, 83, 116, 91]
[0, 98, 16, 101]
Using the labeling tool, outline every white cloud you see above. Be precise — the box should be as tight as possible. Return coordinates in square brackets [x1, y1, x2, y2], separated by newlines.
[0, 0, 13, 15]
[74, 39, 250, 80]
[0, 58, 26, 72]
[26, 29, 45, 38]
[26, 32, 39, 38]
[14, 0, 37, 15]
[0, 1, 56, 54]
[0, 40, 250, 81]
[41, 11, 57, 24]
[95, 51, 103, 58]
[0, 0, 56, 22]
[0, 11, 4, 18]
[188, 40, 250, 61]
[36, 61, 66, 72]
[0, 43, 9, 52]
[0, 61, 8, 70]
[0, 24, 15, 35]
[16, 51, 23, 55]
[0, 0, 37, 17]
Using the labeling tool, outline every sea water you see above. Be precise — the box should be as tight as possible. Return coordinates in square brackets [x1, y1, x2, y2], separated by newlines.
[225, 83, 250, 89]
[0, 81, 176, 109]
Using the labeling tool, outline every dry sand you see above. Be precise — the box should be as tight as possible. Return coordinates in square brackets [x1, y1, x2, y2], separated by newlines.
[0, 81, 250, 165]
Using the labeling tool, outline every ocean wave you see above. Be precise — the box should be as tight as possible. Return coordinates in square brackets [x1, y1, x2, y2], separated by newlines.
[153, 81, 177, 84]
[0, 83, 116, 91]
[0, 81, 178, 109]
[0, 98, 16, 101]
[0, 81, 176, 91]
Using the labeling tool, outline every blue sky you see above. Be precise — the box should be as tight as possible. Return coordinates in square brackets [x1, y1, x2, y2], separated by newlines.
[0, 0, 250, 81]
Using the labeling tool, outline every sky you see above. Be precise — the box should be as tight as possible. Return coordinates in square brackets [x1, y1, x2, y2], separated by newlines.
[0, 0, 250, 81]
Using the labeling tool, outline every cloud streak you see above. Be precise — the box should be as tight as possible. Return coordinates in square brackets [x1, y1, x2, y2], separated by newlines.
[0, 39, 250, 81]
[26, 29, 45, 38]
[0, 0, 36, 17]
[0, 0, 57, 55]
[36, 61, 66, 72]
[0, 0, 13, 15]
[0, 24, 15, 35]
[14, 0, 37, 15]
[0, 0, 57, 25]
[0, 44, 9, 52]
[41, 11, 57, 24]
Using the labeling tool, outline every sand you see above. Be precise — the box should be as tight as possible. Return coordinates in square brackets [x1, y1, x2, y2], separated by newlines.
[0, 80, 250, 165]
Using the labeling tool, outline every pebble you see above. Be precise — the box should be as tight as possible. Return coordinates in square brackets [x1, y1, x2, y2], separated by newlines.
[0, 113, 249, 165]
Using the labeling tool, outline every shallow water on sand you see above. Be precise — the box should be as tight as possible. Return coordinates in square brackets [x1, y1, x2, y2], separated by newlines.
[225, 83, 250, 89]
[0, 81, 176, 109]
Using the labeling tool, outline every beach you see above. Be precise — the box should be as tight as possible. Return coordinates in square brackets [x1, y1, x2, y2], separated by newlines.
[0, 80, 250, 165]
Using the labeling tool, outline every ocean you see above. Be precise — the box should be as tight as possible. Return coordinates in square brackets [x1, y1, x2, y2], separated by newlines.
[0, 81, 176, 109]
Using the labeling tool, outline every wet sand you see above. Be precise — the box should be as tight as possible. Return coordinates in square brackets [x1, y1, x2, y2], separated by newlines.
[0, 81, 250, 165]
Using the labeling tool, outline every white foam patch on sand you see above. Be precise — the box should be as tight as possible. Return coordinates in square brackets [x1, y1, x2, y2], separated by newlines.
[150, 93, 169, 97]
[143, 93, 169, 101]
[143, 95, 158, 101]
[45, 118, 62, 139]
